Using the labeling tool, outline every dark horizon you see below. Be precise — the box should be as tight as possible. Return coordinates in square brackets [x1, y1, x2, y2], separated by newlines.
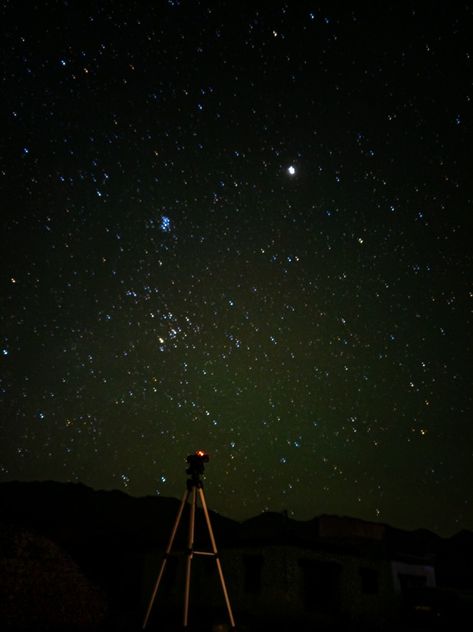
[1, 476, 470, 539]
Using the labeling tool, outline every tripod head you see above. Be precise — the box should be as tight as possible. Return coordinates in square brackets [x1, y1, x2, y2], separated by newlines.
[186, 450, 209, 488]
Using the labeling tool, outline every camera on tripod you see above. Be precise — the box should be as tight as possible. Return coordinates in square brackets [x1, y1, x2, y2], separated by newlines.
[143, 449, 235, 630]
[186, 450, 209, 477]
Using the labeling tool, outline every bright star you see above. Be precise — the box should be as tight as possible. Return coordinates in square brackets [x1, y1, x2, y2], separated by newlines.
[287, 165, 296, 175]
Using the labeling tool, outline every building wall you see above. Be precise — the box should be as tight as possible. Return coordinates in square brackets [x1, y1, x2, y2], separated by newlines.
[220, 545, 399, 625]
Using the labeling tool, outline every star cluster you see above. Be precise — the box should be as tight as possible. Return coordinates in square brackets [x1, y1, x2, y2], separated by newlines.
[1, 1, 472, 535]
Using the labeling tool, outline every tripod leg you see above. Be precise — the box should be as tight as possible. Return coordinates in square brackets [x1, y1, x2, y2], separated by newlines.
[183, 486, 196, 628]
[198, 488, 236, 628]
[142, 488, 190, 629]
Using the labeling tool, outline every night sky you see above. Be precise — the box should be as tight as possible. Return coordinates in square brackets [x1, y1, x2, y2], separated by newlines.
[1, 1, 472, 537]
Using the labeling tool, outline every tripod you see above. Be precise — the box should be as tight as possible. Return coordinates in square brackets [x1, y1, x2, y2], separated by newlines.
[143, 452, 236, 629]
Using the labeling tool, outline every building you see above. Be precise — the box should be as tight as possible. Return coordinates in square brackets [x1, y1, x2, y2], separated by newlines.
[142, 513, 439, 628]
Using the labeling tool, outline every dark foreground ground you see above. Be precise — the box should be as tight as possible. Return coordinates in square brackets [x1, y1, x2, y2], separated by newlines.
[98, 604, 463, 632]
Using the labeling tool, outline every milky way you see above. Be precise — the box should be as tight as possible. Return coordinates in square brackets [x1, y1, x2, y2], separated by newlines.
[1, 1, 472, 535]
